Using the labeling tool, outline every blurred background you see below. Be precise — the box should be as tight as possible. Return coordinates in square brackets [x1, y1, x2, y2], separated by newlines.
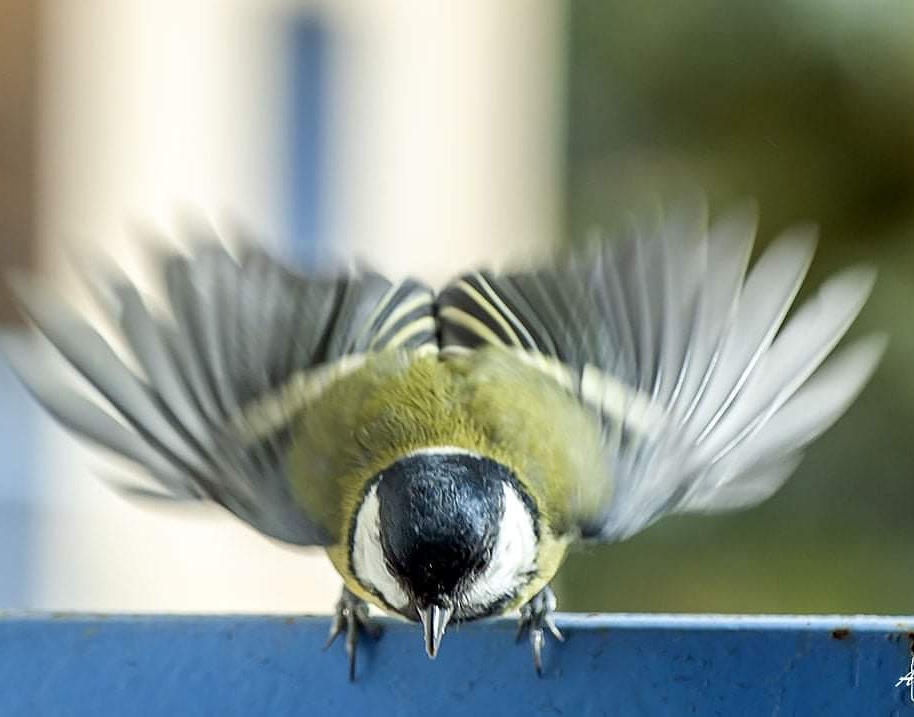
[0, 0, 912, 615]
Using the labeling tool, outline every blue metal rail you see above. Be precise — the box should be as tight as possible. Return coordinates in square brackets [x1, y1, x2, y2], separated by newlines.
[1, 613, 911, 715]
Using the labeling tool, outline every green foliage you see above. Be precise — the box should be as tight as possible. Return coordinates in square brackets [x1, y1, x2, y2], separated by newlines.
[561, 0, 914, 613]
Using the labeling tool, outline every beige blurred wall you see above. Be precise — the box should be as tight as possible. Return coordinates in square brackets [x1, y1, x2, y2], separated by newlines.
[34, 0, 563, 612]
[324, 1, 564, 283]
[35, 0, 333, 613]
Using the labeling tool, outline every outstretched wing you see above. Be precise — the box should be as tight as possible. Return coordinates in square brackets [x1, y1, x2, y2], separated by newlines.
[438, 199, 884, 541]
[2, 236, 436, 545]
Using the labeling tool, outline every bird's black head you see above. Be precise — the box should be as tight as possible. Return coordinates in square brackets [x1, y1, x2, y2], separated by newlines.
[349, 450, 539, 658]
[377, 451, 504, 604]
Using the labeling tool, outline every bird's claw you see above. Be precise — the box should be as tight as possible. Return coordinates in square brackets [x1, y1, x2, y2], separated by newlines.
[516, 586, 563, 676]
[325, 587, 381, 681]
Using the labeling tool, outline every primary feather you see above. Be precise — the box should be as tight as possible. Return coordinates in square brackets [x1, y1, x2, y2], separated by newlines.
[3, 238, 436, 545]
[438, 198, 883, 541]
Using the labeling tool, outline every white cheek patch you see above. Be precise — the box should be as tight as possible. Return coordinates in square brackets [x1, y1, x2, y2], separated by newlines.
[351, 484, 410, 611]
[462, 483, 538, 610]
[402, 446, 483, 460]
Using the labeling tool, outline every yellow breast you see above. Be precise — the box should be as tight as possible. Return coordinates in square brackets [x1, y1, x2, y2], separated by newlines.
[289, 348, 608, 616]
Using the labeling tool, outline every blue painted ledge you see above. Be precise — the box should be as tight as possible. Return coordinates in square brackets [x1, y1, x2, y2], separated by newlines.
[1, 613, 912, 716]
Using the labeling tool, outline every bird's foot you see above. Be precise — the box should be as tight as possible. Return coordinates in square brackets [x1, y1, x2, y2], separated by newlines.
[516, 586, 563, 676]
[325, 587, 381, 681]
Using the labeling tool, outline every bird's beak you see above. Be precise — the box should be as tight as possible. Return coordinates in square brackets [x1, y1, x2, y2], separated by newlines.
[418, 604, 453, 659]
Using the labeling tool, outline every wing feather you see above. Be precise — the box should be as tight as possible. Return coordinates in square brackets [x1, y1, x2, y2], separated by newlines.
[439, 198, 882, 541]
[3, 233, 435, 545]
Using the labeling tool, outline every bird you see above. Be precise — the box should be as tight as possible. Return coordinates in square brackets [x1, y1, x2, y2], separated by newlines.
[1, 198, 884, 680]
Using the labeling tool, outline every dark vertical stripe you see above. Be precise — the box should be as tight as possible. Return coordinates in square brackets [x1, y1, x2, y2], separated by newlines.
[286, 17, 327, 267]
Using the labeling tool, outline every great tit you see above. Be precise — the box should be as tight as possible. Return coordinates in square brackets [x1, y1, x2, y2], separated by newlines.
[2, 199, 884, 679]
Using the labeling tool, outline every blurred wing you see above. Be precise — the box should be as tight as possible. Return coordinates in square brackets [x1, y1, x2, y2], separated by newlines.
[2, 238, 435, 545]
[438, 198, 883, 541]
